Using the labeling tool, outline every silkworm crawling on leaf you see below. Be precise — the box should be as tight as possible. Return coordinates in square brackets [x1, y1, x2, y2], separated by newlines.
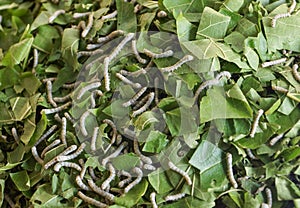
[261, 58, 287, 67]
[143, 49, 174, 59]
[87, 179, 115, 201]
[133, 139, 152, 164]
[101, 10, 117, 21]
[157, 10, 168, 18]
[116, 73, 141, 89]
[46, 81, 57, 107]
[73, 12, 91, 19]
[131, 40, 147, 64]
[226, 153, 238, 188]
[246, 148, 257, 160]
[101, 163, 116, 190]
[31, 146, 43, 165]
[288, 0, 297, 14]
[64, 112, 76, 125]
[272, 85, 289, 93]
[34, 125, 58, 146]
[124, 167, 143, 193]
[48, 10, 65, 24]
[108, 33, 134, 61]
[250, 109, 264, 138]
[81, 12, 94, 38]
[54, 161, 82, 172]
[41, 102, 72, 114]
[80, 111, 91, 137]
[77, 81, 101, 100]
[60, 117, 67, 146]
[33, 48, 38, 68]
[123, 87, 147, 107]
[118, 170, 132, 187]
[271, 13, 291, 27]
[150, 192, 158, 208]
[77, 191, 108, 208]
[11, 127, 19, 143]
[44, 145, 78, 169]
[164, 193, 186, 202]
[97, 30, 124, 43]
[269, 133, 284, 146]
[102, 142, 128, 166]
[41, 139, 61, 158]
[168, 161, 192, 185]
[161, 55, 194, 72]
[76, 175, 91, 191]
[55, 143, 86, 162]
[119, 68, 146, 77]
[103, 57, 110, 91]
[132, 92, 154, 117]
[90, 127, 99, 152]
[265, 188, 272, 208]
[292, 64, 300, 82]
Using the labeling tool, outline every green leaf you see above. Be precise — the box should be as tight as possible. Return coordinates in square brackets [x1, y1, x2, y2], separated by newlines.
[176, 12, 197, 42]
[142, 131, 168, 153]
[116, 0, 137, 33]
[9, 97, 32, 121]
[19, 72, 41, 95]
[0, 179, 4, 207]
[161, 196, 215, 208]
[10, 170, 30, 191]
[111, 153, 140, 171]
[134, 111, 159, 130]
[276, 176, 300, 200]
[244, 46, 259, 70]
[148, 168, 174, 194]
[61, 28, 80, 69]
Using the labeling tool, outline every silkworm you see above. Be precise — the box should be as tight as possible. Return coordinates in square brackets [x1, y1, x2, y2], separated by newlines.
[271, 13, 291, 27]
[42, 77, 56, 83]
[82, 12, 94, 38]
[48, 10, 65, 24]
[53, 93, 72, 103]
[78, 159, 87, 179]
[89, 167, 99, 180]
[76, 176, 91, 191]
[119, 68, 146, 77]
[265, 188, 272, 208]
[101, 163, 116, 190]
[269, 133, 284, 146]
[80, 111, 90, 137]
[86, 43, 102, 50]
[62, 83, 76, 89]
[77, 20, 86, 30]
[143, 49, 174, 59]
[123, 87, 147, 107]
[107, 33, 134, 61]
[91, 127, 99, 152]
[292, 64, 300, 82]
[97, 30, 124, 43]
[246, 148, 257, 160]
[134, 4, 142, 13]
[77, 48, 104, 58]
[168, 161, 192, 185]
[54, 113, 62, 123]
[77, 81, 101, 100]
[34, 125, 58, 146]
[118, 170, 132, 187]
[64, 112, 76, 125]
[133, 139, 153, 164]
[41, 139, 61, 158]
[132, 91, 151, 110]
[4, 194, 15, 208]
[33, 48, 38, 68]
[87, 179, 115, 201]
[161, 55, 194, 72]
[150, 192, 158, 208]
[272, 85, 289, 93]
[94, 90, 103, 97]
[261, 203, 270, 208]
[46, 81, 57, 107]
[77, 191, 108, 208]
[288, 0, 297, 14]
[143, 164, 156, 171]
[165, 193, 185, 202]
[157, 10, 168, 18]
[116, 73, 142, 88]
[124, 167, 143, 193]
[103, 119, 117, 145]
[154, 77, 159, 105]
[90, 93, 96, 108]
[255, 184, 267, 195]
[102, 142, 128, 166]
[261, 58, 287, 67]
[31, 146, 44, 164]
[44, 145, 78, 169]
[11, 127, 19, 143]
[226, 152, 238, 188]
[41, 102, 72, 114]
[216, 71, 231, 80]
[55, 143, 86, 162]
[250, 109, 264, 138]
[193, 79, 220, 101]
[54, 161, 82, 172]
[101, 10, 118, 21]
[60, 117, 67, 146]
[73, 12, 91, 19]
[103, 57, 110, 91]
[131, 40, 147, 64]
[132, 92, 154, 117]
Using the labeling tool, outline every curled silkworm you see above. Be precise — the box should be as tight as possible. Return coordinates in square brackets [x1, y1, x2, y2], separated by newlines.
[102, 142, 128, 166]
[73, 12, 91, 19]
[132, 92, 154, 117]
[80, 111, 91, 137]
[54, 161, 82, 172]
[168, 161, 192, 185]
[265, 188, 272, 208]
[89, 167, 99, 180]
[271, 13, 291, 27]
[157, 10, 168, 18]
[44, 145, 78, 169]
[87, 179, 115, 201]
[292, 64, 300, 82]
[77, 48, 104, 58]
[165, 193, 185, 202]
[143, 164, 156, 171]
[255, 184, 267, 195]
[103, 119, 117, 145]
[226, 153, 238, 188]
[64, 112, 76, 125]
[272, 85, 289, 93]
[133, 139, 152, 164]
[79, 159, 87, 179]
[150, 192, 158, 208]
[108, 33, 135, 61]
[54, 113, 62, 123]
[82, 12, 94, 38]
[97, 30, 124, 43]
[101, 10, 118, 21]
[261, 58, 287, 67]
[31, 146, 44, 164]
[33, 48, 38, 68]
[123, 127, 137, 139]
[76, 176, 91, 191]
[250, 109, 264, 138]
[131, 40, 147, 64]
[77, 191, 108, 208]
[101, 163, 116, 190]
[193, 79, 220, 101]
[116, 73, 141, 89]
[118, 170, 132, 187]
[55, 143, 86, 162]
[124, 167, 143, 193]
[77, 20, 86, 30]
[143, 49, 174, 59]
[123, 87, 147, 107]
[41, 102, 72, 114]
[91, 127, 99, 152]
[41, 139, 61, 158]
[48, 10, 65, 24]
[62, 83, 76, 89]
[11, 127, 19, 143]
[46, 81, 57, 107]
[269, 133, 284, 146]
[119, 68, 146, 77]
[103, 57, 110, 91]
[161, 55, 194, 72]
[86, 43, 102, 50]
[77, 81, 101, 100]
[34, 125, 58, 146]
[246, 148, 257, 160]
[216, 71, 231, 80]
[53, 93, 72, 103]
[288, 0, 297, 14]
[60, 117, 67, 146]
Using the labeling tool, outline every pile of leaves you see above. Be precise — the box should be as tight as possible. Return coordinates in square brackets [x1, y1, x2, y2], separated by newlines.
[0, 0, 299, 207]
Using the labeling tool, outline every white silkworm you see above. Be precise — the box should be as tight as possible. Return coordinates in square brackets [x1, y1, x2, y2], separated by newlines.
[165, 193, 186, 202]
[48, 10, 65, 24]
[143, 164, 156, 171]
[89, 167, 99, 180]
[64, 112, 76, 125]
[131, 40, 147, 64]
[77, 191, 108, 208]
[292, 64, 300, 82]
[132, 91, 151, 110]
[53, 93, 72, 103]
[102, 142, 128, 166]
[34, 125, 58, 146]
[226, 152, 238, 188]
[288, 0, 297, 14]
[101, 10, 118, 21]
[150, 192, 158, 208]
[262, 58, 287, 67]
[55, 143, 86, 162]
[265, 188, 272, 208]
[119, 68, 146, 77]
[80, 111, 90, 137]
[255, 184, 267, 195]
[101, 163, 116, 190]
[108, 33, 134, 61]
[103, 57, 110, 91]
[271, 13, 291, 27]
[73, 12, 91, 19]
[103, 119, 117, 145]
[44, 145, 78, 169]
[143, 49, 174, 59]
[91, 127, 99, 152]
[77, 48, 104, 58]
[76, 175, 91, 191]
[193, 79, 220, 101]
[11, 127, 19, 143]
[161, 55, 194, 72]
[246, 148, 257, 160]
[41, 139, 61, 158]
[261, 203, 270, 208]
[41, 102, 72, 115]
[216, 71, 231, 80]
[33, 48, 38, 68]
[86, 43, 102, 50]
[42, 77, 56, 83]
[77, 20, 86, 30]
[116, 73, 141, 89]
[78, 159, 87, 179]
[272, 85, 289, 93]
[31, 146, 44, 164]
[54, 161, 82, 172]
[90, 93, 96, 108]
[133, 139, 152, 164]
[134, 4, 142, 13]
[250, 109, 264, 138]
[54, 113, 62, 123]
[154, 77, 159, 105]
[97, 30, 124, 43]
[132, 92, 154, 117]
[157, 10, 168, 18]
[269, 133, 284, 146]
[168, 161, 192, 185]
[124, 167, 143, 193]
[46, 81, 57, 107]
[62, 83, 76, 89]
[118, 170, 132, 187]
[60, 117, 67, 146]
[82, 12, 94, 38]
[94, 90, 103, 97]
[87, 179, 115, 201]
[77, 81, 101, 100]
[123, 87, 147, 107]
